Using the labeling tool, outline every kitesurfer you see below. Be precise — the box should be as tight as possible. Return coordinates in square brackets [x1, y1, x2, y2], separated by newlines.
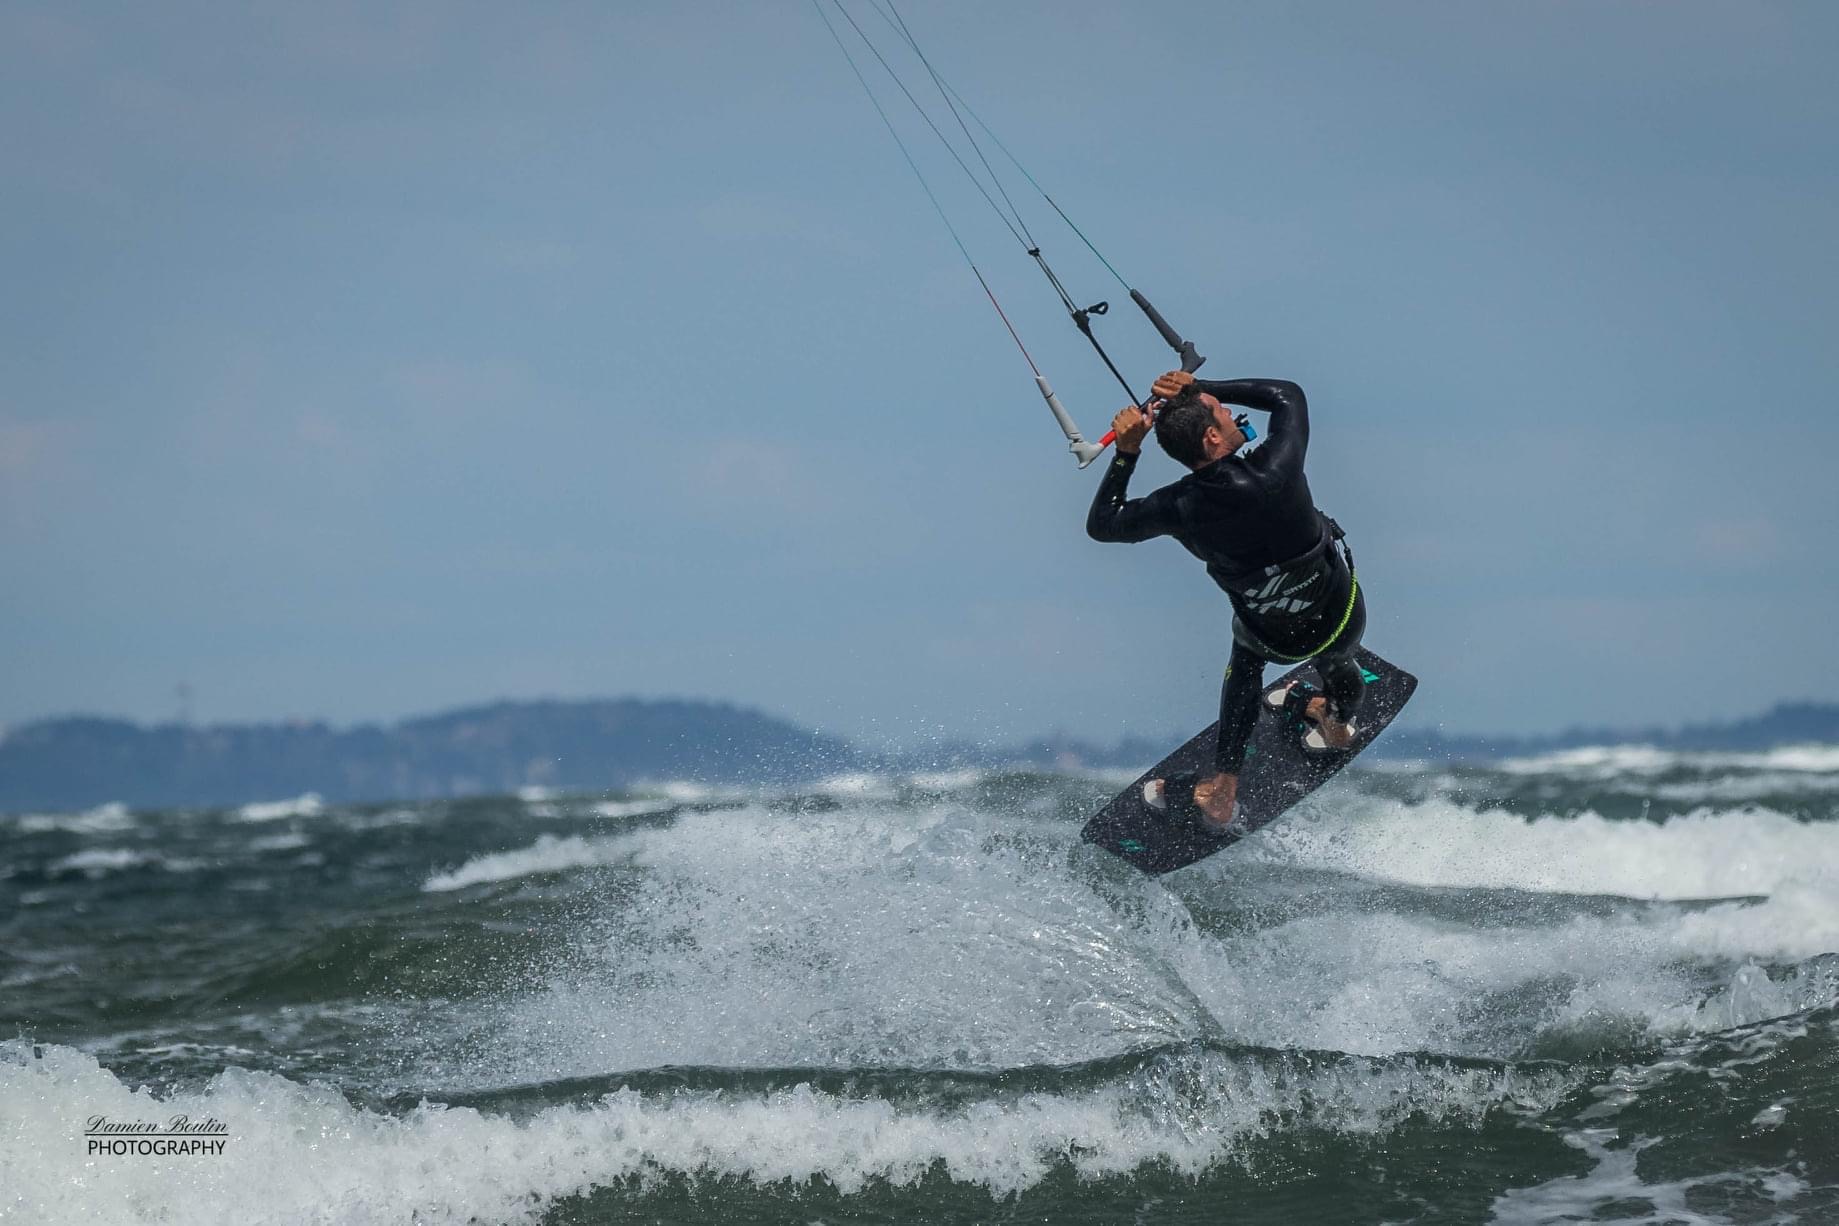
[1086, 371, 1365, 831]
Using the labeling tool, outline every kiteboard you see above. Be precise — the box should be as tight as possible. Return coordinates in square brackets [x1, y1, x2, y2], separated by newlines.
[1081, 648, 1417, 874]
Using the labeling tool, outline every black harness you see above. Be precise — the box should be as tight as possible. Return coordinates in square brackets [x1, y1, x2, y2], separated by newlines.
[1210, 511, 1355, 619]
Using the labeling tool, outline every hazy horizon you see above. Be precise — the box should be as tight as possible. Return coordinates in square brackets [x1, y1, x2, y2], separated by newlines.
[6, 683, 1828, 751]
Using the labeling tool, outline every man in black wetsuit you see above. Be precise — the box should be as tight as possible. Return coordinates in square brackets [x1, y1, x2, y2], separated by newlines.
[1086, 370, 1365, 830]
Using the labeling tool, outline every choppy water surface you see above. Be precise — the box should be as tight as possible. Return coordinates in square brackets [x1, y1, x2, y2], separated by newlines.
[4, 750, 1838, 1223]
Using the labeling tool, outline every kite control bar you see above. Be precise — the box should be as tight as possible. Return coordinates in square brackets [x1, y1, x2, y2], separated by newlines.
[1062, 289, 1206, 466]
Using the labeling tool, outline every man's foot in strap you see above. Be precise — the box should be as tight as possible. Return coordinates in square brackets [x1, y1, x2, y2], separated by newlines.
[1266, 680, 1358, 753]
[1143, 771, 1239, 833]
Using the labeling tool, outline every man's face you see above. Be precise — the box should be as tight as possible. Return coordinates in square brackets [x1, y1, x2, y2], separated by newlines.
[1200, 394, 1245, 457]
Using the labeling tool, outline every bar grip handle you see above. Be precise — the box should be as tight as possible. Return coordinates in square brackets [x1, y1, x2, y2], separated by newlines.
[1130, 289, 1206, 373]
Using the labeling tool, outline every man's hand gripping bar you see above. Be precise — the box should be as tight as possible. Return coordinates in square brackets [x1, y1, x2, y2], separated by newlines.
[1084, 291, 1207, 463]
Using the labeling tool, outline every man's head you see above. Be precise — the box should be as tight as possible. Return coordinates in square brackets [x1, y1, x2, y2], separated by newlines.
[1154, 392, 1248, 469]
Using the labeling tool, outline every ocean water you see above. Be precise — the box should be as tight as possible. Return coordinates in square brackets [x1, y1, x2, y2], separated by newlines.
[3, 750, 1838, 1224]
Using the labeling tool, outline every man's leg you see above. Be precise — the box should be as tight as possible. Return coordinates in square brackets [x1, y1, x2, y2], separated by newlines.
[1307, 653, 1364, 746]
[1214, 640, 1267, 778]
[1145, 640, 1265, 829]
[1305, 586, 1368, 745]
[1196, 641, 1269, 825]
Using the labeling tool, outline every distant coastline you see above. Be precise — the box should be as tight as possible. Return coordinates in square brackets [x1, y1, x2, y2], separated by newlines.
[2, 698, 1835, 814]
[1380, 701, 1839, 762]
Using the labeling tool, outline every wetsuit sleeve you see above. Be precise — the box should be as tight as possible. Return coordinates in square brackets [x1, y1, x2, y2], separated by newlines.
[1193, 378, 1309, 476]
[1085, 449, 1182, 543]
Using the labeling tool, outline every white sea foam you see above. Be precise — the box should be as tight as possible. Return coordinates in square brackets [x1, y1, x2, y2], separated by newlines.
[422, 833, 627, 892]
[816, 772, 896, 799]
[1649, 959, 1839, 1034]
[336, 807, 424, 830]
[245, 833, 312, 853]
[1656, 882, 1839, 962]
[904, 768, 988, 790]
[234, 793, 324, 823]
[1357, 756, 1440, 774]
[13, 802, 136, 835]
[1244, 798, 1838, 900]
[411, 787, 1839, 1082]
[1490, 1129, 1809, 1224]
[0, 1038, 1567, 1223]
[1498, 745, 1678, 776]
[1755, 744, 1839, 771]
[1146, 789, 1839, 1056]
[1182, 895, 1839, 1060]
[13, 758, 1834, 1222]
[627, 780, 752, 805]
[587, 798, 674, 819]
[1499, 743, 1839, 778]
[49, 847, 156, 878]
[1643, 772, 1839, 804]
[454, 803, 1214, 1080]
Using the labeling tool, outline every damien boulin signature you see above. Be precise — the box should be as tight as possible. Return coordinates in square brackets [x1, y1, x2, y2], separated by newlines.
[84, 1115, 231, 1157]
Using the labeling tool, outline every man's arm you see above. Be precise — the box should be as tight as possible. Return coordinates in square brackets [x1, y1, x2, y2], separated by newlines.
[1192, 378, 1308, 473]
[1086, 406, 1181, 543]
[1191, 376, 1309, 466]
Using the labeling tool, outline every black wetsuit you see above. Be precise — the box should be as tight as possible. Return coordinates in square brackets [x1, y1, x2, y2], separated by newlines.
[1085, 378, 1365, 774]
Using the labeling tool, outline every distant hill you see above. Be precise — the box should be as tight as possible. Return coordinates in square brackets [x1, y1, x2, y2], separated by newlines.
[0, 700, 858, 813]
[1376, 701, 1839, 761]
[2, 698, 1834, 813]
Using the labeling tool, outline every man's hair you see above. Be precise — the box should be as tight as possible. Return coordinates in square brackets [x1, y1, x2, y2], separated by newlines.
[1154, 394, 1218, 469]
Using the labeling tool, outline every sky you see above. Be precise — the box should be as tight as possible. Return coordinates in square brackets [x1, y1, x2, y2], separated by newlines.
[3, 1, 1836, 745]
